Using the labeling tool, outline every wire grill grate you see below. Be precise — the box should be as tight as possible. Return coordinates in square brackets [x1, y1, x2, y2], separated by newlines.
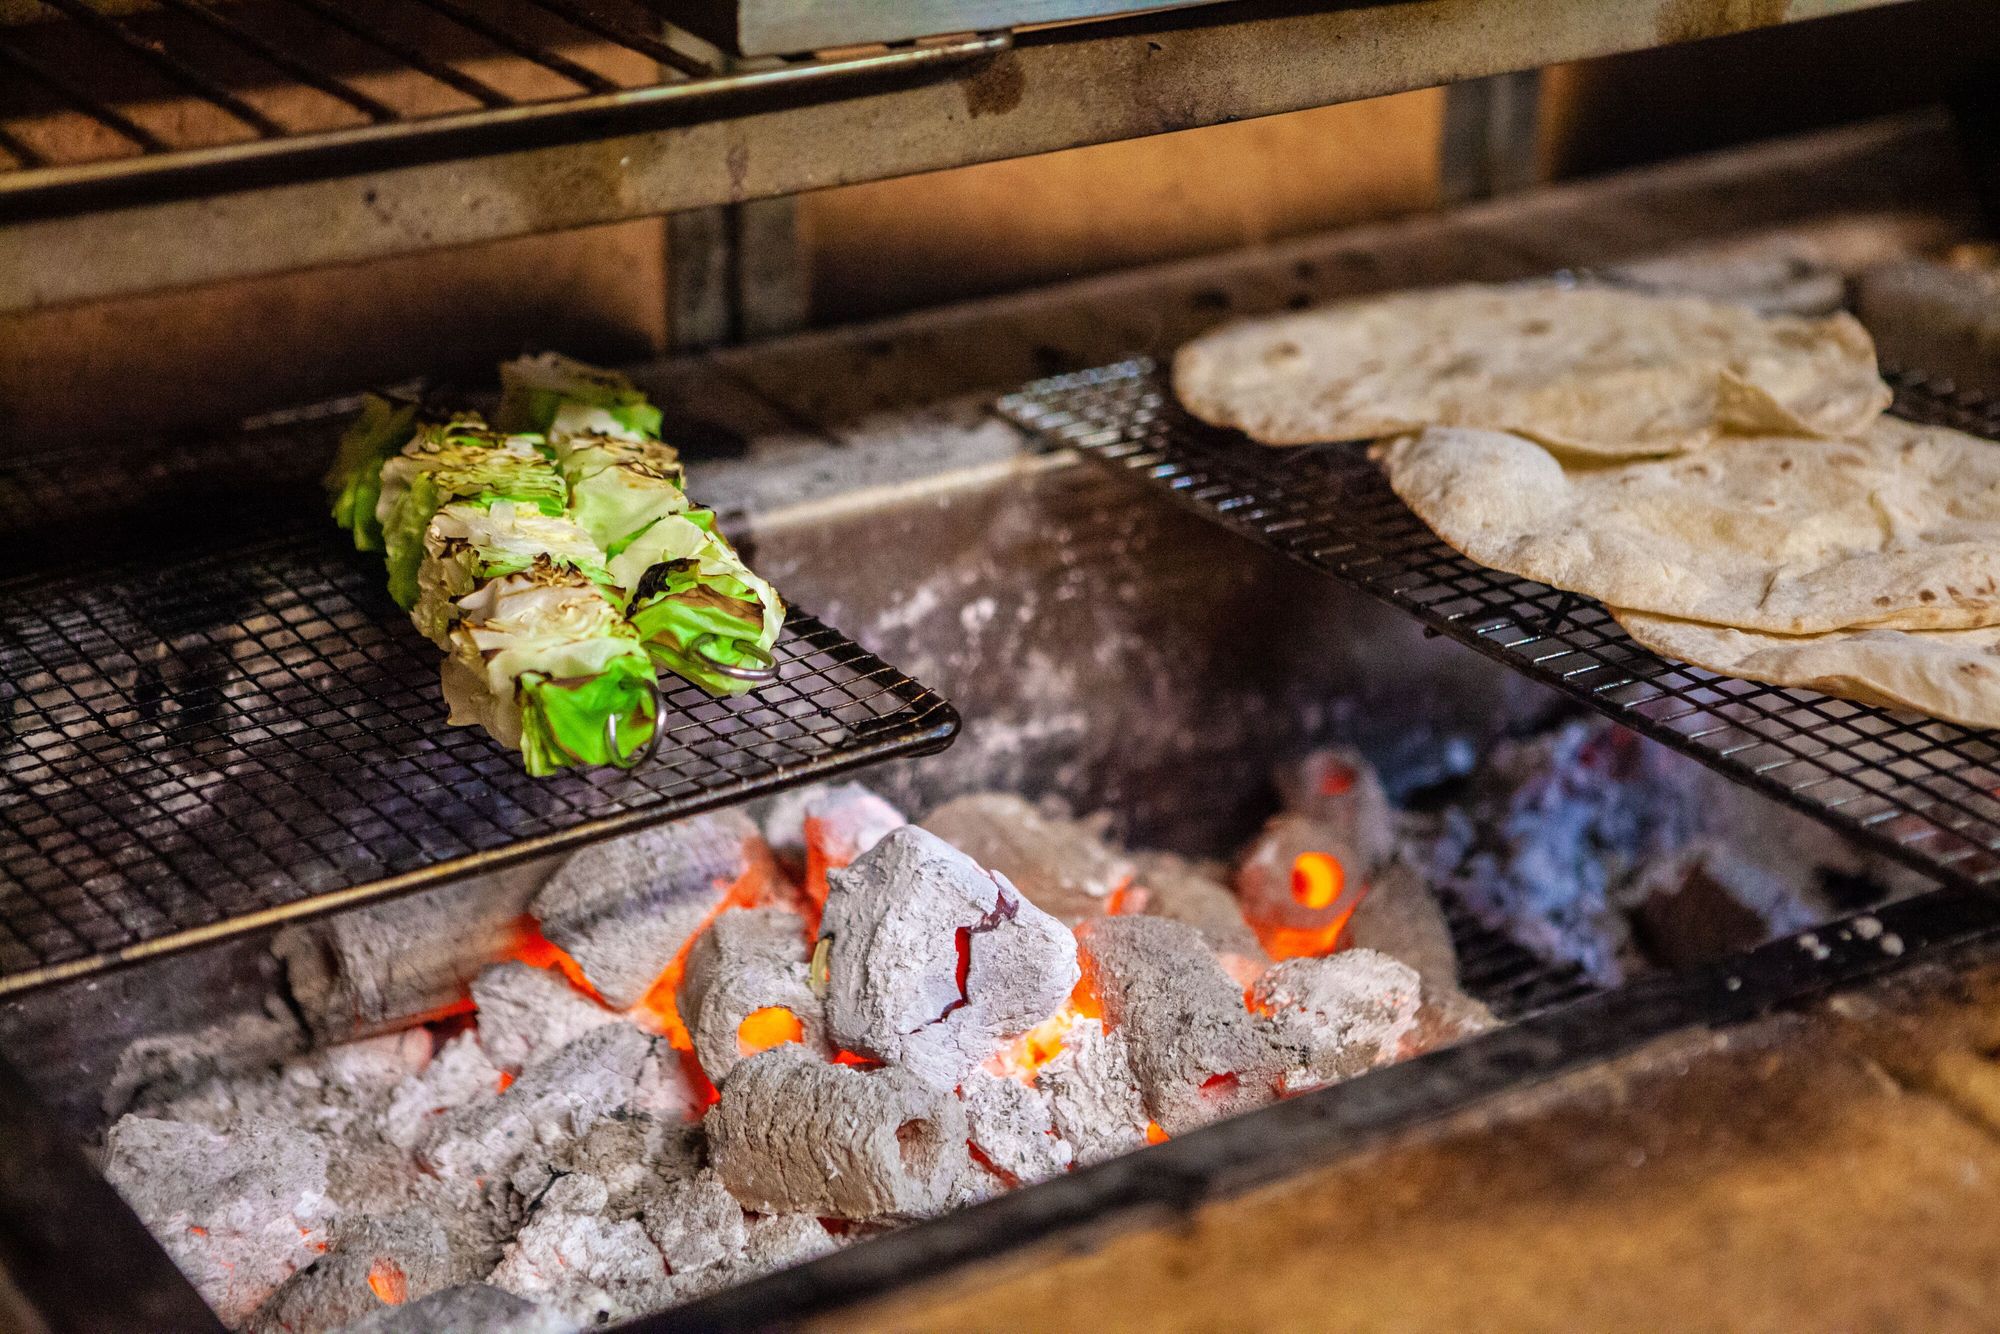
[0, 499, 956, 998]
[0, 0, 1004, 220]
[999, 359, 2000, 904]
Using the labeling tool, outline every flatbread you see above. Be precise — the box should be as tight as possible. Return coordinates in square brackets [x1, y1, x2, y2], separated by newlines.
[1378, 417, 2000, 635]
[1172, 284, 1890, 456]
[1615, 608, 2000, 730]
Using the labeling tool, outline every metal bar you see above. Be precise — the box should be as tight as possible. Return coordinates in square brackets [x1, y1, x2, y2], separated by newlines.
[0, 123, 46, 169]
[401, 0, 618, 92]
[0, 40, 168, 152]
[519, 0, 711, 77]
[148, 0, 400, 124]
[264, 0, 514, 108]
[32, 0, 286, 138]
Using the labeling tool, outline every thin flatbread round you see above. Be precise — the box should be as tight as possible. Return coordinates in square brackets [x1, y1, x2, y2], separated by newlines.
[1378, 418, 2000, 635]
[1615, 607, 2000, 731]
[1172, 284, 1889, 456]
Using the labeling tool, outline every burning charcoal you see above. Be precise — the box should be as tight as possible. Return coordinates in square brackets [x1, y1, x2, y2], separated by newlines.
[920, 793, 1133, 925]
[383, 1031, 505, 1152]
[640, 1169, 748, 1274]
[340, 1282, 567, 1334]
[1343, 860, 1461, 993]
[274, 871, 548, 1041]
[470, 961, 622, 1071]
[959, 1068, 1072, 1187]
[1403, 981, 1498, 1058]
[487, 1209, 669, 1326]
[539, 1172, 611, 1214]
[248, 1210, 452, 1334]
[531, 810, 765, 1008]
[1630, 840, 1821, 970]
[819, 825, 1079, 1090]
[763, 781, 908, 906]
[105, 1009, 307, 1119]
[512, 1113, 706, 1219]
[1250, 950, 1422, 1093]
[1129, 850, 1269, 985]
[102, 1115, 335, 1325]
[738, 1212, 840, 1272]
[1236, 748, 1400, 961]
[632, 1043, 705, 1120]
[420, 1024, 653, 1180]
[1038, 1017, 1149, 1167]
[1275, 747, 1396, 841]
[706, 1044, 969, 1219]
[677, 907, 827, 1083]
[1075, 916, 1279, 1134]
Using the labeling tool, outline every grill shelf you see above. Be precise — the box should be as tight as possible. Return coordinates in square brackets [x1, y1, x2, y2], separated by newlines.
[0, 410, 958, 998]
[1000, 360, 2000, 906]
[0, 0, 1005, 221]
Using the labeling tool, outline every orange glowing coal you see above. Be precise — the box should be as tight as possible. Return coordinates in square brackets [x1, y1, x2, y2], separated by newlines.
[1290, 851, 1344, 910]
[1254, 907, 1359, 962]
[367, 1259, 408, 1305]
[505, 918, 604, 1004]
[736, 1006, 805, 1057]
[1144, 1121, 1169, 1145]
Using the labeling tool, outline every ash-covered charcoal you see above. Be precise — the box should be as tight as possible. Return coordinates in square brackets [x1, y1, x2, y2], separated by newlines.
[339, 1282, 568, 1334]
[420, 1024, 653, 1180]
[958, 1069, 1072, 1187]
[382, 1031, 505, 1152]
[510, 1113, 706, 1219]
[762, 781, 908, 906]
[677, 907, 827, 1083]
[921, 793, 1133, 924]
[673, 1214, 842, 1303]
[531, 810, 766, 1008]
[1128, 850, 1269, 985]
[1234, 749, 1398, 960]
[1037, 1017, 1149, 1167]
[469, 962, 622, 1071]
[640, 1169, 747, 1275]
[1075, 916, 1278, 1134]
[248, 1210, 452, 1334]
[1422, 719, 1703, 985]
[705, 1045, 968, 1219]
[820, 826, 1079, 1089]
[1404, 980, 1498, 1057]
[1629, 840, 1823, 970]
[487, 1209, 670, 1326]
[1343, 859, 1461, 993]
[632, 1041, 705, 1120]
[104, 1009, 308, 1120]
[1275, 747, 1398, 841]
[1250, 951, 1422, 1093]
[102, 1115, 335, 1326]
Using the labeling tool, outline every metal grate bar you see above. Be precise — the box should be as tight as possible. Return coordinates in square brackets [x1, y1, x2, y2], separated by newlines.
[998, 361, 2000, 901]
[0, 123, 46, 169]
[31, 0, 287, 137]
[518, 0, 711, 76]
[401, 0, 621, 92]
[148, 0, 399, 124]
[262, 0, 515, 108]
[0, 40, 169, 151]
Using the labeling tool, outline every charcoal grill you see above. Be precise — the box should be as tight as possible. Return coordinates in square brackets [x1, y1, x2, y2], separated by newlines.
[6, 1, 2000, 1330]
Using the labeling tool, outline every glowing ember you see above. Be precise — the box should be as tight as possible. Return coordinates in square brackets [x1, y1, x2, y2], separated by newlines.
[505, 918, 604, 1003]
[627, 864, 775, 1049]
[831, 1049, 884, 1069]
[495, 1071, 515, 1094]
[735, 1006, 805, 1057]
[986, 1000, 1086, 1080]
[1253, 905, 1359, 962]
[1319, 762, 1356, 797]
[1144, 1121, 1169, 1145]
[1103, 881, 1145, 916]
[1290, 851, 1345, 910]
[366, 1259, 408, 1305]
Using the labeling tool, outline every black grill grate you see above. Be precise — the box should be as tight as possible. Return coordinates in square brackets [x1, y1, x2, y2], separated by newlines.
[0, 0, 1004, 220]
[0, 448, 956, 999]
[999, 360, 2000, 905]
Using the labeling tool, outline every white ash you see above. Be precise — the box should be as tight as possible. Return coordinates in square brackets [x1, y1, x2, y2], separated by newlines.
[419, 1024, 653, 1180]
[1251, 951, 1423, 1093]
[1344, 858, 1462, 993]
[1075, 916, 1278, 1135]
[673, 1214, 842, 1304]
[137, 1029, 432, 1137]
[488, 1210, 669, 1327]
[531, 810, 761, 1008]
[383, 1032, 503, 1152]
[247, 1209, 452, 1334]
[1404, 981, 1499, 1058]
[640, 1169, 747, 1274]
[339, 1283, 568, 1334]
[470, 962, 622, 1071]
[762, 781, 908, 877]
[677, 907, 827, 1083]
[921, 793, 1133, 924]
[510, 1113, 706, 1219]
[958, 1069, 1072, 1186]
[705, 1044, 969, 1219]
[1129, 850, 1269, 984]
[820, 825, 1079, 1090]
[1037, 1018, 1149, 1167]
[102, 1115, 335, 1326]
[632, 1041, 705, 1120]
[104, 1007, 307, 1120]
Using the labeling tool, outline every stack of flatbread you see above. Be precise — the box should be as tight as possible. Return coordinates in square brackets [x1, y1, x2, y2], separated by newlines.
[1174, 283, 2000, 730]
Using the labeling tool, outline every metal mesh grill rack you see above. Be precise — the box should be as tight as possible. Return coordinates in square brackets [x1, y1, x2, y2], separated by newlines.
[0, 497, 957, 1000]
[0, 0, 1005, 221]
[999, 359, 2000, 903]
